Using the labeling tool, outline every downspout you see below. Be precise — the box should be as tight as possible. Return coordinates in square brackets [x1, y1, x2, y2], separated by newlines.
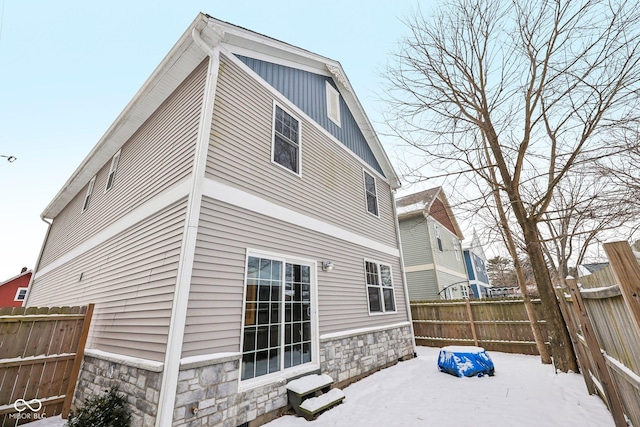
[155, 25, 224, 427]
[23, 217, 53, 306]
[391, 191, 417, 356]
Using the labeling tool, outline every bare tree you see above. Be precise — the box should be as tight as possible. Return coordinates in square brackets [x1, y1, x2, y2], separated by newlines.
[386, 0, 640, 371]
[540, 171, 639, 284]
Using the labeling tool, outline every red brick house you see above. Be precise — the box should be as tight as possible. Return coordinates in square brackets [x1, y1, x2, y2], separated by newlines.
[0, 268, 31, 307]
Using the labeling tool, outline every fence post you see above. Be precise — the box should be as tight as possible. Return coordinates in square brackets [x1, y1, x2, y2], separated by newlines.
[603, 241, 640, 338]
[565, 278, 627, 427]
[465, 299, 479, 347]
[554, 280, 596, 395]
[61, 303, 94, 419]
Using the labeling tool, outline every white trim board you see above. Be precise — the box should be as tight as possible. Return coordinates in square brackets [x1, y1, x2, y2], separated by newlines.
[320, 321, 411, 341]
[202, 178, 400, 258]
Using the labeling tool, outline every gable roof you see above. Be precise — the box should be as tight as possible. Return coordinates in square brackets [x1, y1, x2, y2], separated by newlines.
[0, 269, 32, 288]
[41, 13, 400, 219]
[396, 187, 464, 239]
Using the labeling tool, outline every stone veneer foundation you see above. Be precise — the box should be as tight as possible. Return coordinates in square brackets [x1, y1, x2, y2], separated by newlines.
[73, 351, 163, 427]
[72, 324, 414, 427]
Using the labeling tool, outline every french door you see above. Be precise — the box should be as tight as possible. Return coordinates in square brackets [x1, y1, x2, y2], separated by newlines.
[241, 254, 314, 381]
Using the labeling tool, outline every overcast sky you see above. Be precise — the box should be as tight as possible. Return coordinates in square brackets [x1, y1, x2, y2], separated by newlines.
[0, 0, 439, 280]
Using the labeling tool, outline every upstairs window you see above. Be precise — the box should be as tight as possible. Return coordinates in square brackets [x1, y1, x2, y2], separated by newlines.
[15, 287, 28, 302]
[326, 81, 341, 127]
[272, 105, 301, 175]
[364, 171, 378, 216]
[105, 149, 121, 192]
[434, 224, 443, 252]
[364, 260, 396, 314]
[452, 236, 460, 260]
[81, 176, 96, 213]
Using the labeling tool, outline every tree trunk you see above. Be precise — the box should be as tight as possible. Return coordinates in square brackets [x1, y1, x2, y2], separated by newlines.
[521, 220, 578, 372]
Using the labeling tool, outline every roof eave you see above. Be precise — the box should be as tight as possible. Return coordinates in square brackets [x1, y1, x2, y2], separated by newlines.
[41, 14, 211, 219]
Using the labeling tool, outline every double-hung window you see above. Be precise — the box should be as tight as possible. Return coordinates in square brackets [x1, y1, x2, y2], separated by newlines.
[364, 171, 378, 216]
[81, 176, 96, 213]
[453, 236, 460, 260]
[364, 260, 396, 314]
[434, 224, 443, 252]
[272, 105, 300, 175]
[105, 149, 121, 192]
[15, 287, 28, 302]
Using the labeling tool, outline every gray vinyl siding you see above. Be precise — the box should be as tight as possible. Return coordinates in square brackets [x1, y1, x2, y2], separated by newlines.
[406, 270, 438, 301]
[28, 199, 188, 362]
[235, 55, 384, 175]
[429, 217, 467, 277]
[398, 216, 433, 266]
[182, 197, 408, 358]
[39, 60, 207, 269]
[206, 54, 397, 248]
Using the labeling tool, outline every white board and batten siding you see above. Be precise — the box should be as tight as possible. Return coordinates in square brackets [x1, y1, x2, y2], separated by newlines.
[28, 199, 188, 362]
[206, 54, 397, 248]
[29, 60, 210, 361]
[183, 197, 407, 358]
[38, 60, 208, 269]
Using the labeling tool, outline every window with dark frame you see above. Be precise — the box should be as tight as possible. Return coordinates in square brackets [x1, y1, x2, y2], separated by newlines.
[364, 171, 378, 216]
[273, 106, 300, 174]
[365, 260, 396, 313]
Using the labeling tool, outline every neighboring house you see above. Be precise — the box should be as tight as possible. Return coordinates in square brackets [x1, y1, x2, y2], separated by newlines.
[463, 231, 491, 298]
[0, 267, 31, 307]
[396, 187, 469, 300]
[26, 14, 414, 427]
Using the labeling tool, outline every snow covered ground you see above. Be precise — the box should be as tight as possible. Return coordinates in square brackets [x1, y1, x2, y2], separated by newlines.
[28, 346, 614, 427]
[266, 346, 615, 427]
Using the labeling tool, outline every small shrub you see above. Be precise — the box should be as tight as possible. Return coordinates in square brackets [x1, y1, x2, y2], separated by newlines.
[66, 385, 131, 427]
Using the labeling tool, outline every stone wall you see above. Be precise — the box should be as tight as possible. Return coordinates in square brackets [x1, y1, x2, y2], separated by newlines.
[320, 324, 414, 386]
[73, 354, 162, 427]
[72, 324, 413, 427]
[172, 354, 288, 427]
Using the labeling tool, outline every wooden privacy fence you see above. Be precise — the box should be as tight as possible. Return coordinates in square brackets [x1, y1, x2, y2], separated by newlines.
[411, 298, 549, 355]
[0, 305, 93, 426]
[558, 241, 640, 427]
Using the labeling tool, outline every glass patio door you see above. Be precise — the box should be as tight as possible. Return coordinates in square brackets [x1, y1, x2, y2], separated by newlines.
[241, 255, 314, 381]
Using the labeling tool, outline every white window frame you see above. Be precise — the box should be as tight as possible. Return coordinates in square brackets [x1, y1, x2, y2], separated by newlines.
[452, 236, 460, 260]
[104, 149, 121, 193]
[363, 170, 379, 217]
[238, 249, 319, 390]
[461, 284, 470, 299]
[363, 258, 397, 315]
[434, 224, 443, 252]
[271, 102, 302, 177]
[14, 287, 28, 302]
[325, 81, 341, 127]
[81, 176, 96, 213]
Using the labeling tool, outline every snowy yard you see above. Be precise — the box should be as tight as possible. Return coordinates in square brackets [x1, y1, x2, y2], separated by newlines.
[266, 346, 615, 427]
[30, 346, 614, 427]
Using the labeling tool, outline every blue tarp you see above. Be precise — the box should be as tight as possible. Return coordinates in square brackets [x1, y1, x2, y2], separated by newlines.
[438, 346, 495, 377]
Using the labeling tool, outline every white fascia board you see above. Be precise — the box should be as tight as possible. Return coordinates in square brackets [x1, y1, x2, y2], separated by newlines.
[41, 14, 211, 219]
